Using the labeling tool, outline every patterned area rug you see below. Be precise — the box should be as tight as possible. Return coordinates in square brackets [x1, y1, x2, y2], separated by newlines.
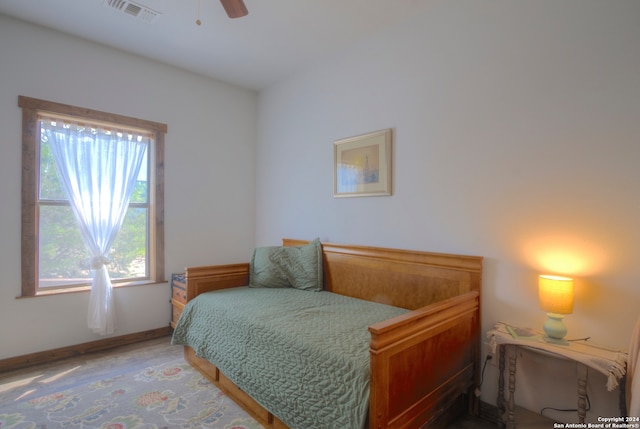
[0, 337, 264, 429]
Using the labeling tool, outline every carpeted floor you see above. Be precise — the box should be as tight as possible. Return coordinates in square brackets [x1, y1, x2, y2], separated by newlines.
[0, 336, 496, 428]
[0, 336, 262, 428]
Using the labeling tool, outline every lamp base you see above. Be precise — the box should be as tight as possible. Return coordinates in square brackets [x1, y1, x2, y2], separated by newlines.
[542, 313, 569, 346]
[543, 335, 569, 345]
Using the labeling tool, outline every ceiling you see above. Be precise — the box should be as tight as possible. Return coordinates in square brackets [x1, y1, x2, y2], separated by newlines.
[0, 0, 428, 90]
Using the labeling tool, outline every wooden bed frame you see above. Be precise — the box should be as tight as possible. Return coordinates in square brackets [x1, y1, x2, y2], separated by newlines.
[178, 239, 483, 429]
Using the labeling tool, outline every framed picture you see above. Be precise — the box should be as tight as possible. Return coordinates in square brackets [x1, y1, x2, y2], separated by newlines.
[334, 128, 392, 198]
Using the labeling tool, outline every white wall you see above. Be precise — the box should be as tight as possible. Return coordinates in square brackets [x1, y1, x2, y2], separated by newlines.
[0, 15, 257, 359]
[257, 0, 640, 420]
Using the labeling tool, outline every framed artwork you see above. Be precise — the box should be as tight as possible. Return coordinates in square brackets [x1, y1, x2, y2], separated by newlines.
[334, 128, 392, 198]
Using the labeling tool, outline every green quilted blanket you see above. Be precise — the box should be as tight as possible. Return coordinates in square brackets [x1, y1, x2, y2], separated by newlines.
[171, 287, 408, 429]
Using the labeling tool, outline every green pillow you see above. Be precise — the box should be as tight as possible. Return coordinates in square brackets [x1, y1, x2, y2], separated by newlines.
[249, 246, 291, 288]
[269, 238, 323, 291]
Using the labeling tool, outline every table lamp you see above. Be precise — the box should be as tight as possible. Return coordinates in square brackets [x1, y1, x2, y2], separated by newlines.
[538, 274, 574, 345]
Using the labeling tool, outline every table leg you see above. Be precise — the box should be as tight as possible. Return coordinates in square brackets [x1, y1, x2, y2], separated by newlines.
[498, 344, 506, 428]
[620, 374, 627, 417]
[507, 344, 517, 429]
[577, 363, 588, 423]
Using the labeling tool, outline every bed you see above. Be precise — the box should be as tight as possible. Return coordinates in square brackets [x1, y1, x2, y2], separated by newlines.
[172, 239, 483, 429]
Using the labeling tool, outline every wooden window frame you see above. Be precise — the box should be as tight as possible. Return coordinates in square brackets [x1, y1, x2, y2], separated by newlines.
[19, 96, 167, 297]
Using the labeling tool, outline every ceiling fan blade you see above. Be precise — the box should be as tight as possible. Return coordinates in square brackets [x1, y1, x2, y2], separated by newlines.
[220, 0, 248, 18]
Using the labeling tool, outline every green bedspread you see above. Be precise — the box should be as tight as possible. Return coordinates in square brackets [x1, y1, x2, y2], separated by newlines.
[171, 287, 408, 429]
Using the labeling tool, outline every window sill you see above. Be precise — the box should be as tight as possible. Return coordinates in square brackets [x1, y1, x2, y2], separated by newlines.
[16, 279, 168, 299]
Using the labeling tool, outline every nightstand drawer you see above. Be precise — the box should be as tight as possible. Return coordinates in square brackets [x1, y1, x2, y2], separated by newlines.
[171, 273, 187, 304]
[171, 299, 185, 328]
[170, 273, 186, 328]
[172, 283, 187, 304]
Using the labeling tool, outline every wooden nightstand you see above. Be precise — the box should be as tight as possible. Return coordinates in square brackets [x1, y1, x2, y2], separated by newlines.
[170, 273, 187, 328]
[488, 322, 628, 428]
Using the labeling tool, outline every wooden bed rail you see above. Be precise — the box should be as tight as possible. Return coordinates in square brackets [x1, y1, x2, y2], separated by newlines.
[369, 290, 480, 428]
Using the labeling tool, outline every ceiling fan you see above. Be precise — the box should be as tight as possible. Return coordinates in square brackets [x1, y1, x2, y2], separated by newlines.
[219, 0, 248, 18]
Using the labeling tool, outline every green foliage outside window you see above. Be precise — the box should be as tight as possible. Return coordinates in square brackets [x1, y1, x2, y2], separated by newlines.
[38, 134, 149, 287]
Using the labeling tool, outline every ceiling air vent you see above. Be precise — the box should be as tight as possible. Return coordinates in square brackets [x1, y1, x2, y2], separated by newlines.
[104, 0, 161, 23]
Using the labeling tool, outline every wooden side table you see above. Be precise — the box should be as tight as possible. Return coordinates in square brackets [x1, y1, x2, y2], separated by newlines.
[488, 323, 628, 428]
[170, 272, 186, 328]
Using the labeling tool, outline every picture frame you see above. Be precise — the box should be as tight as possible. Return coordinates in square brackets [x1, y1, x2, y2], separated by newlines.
[334, 128, 392, 197]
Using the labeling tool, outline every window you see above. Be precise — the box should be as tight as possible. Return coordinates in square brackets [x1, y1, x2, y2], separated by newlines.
[19, 96, 166, 296]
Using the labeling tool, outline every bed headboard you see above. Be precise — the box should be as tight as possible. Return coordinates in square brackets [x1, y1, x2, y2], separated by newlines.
[282, 239, 482, 311]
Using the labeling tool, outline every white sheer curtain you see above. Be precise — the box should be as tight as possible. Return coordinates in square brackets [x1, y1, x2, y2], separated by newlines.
[42, 120, 148, 335]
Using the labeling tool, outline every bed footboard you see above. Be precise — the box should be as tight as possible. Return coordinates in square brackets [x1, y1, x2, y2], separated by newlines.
[183, 263, 249, 301]
[171, 263, 249, 327]
[369, 290, 480, 429]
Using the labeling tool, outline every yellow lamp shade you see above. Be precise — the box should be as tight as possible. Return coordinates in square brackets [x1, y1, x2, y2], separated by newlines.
[538, 275, 574, 315]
